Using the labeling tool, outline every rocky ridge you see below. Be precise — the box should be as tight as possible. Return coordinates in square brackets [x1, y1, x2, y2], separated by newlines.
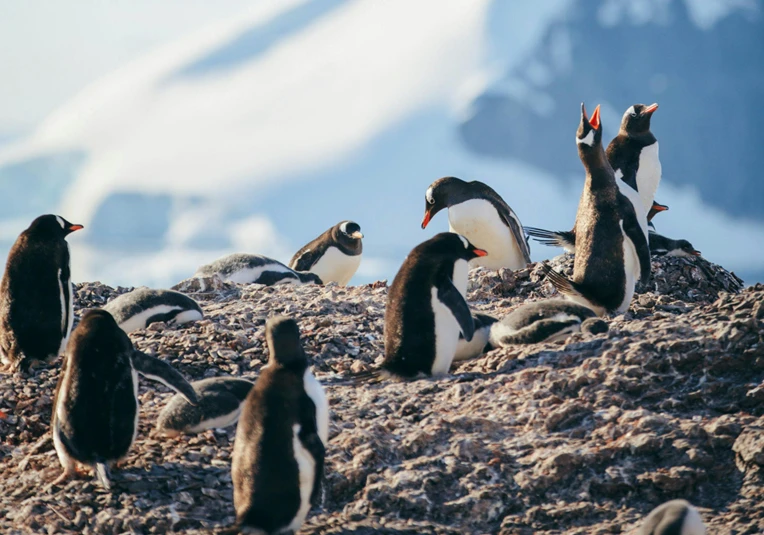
[0, 254, 762, 534]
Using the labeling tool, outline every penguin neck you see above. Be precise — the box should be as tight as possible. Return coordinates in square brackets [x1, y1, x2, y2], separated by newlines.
[580, 145, 612, 187]
[620, 129, 656, 147]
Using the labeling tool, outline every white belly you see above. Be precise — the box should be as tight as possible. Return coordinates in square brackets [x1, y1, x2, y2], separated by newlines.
[636, 142, 661, 213]
[430, 288, 460, 375]
[188, 405, 243, 434]
[288, 423, 316, 533]
[309, 247, 361, 286]
[116, 305, 182, 333]
[303, 369, 329, 445]
[453, 326, 489, 361]
[448, 199, 526, 270]
[615, 170, 649, 239]
[618, 220, 640, 314]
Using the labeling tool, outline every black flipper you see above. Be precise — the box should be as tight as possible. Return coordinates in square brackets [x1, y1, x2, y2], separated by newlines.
[436, 282, 474, 342]
[289, 247, 323, 271]
[130, 350, 198, 405]
[298, 394, 326, 507]
[620, 208, 652, 283]
[525, 227, 576, 251]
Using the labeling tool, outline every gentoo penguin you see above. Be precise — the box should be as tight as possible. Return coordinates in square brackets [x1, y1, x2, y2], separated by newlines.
[231, 316, 328, 534]
[289, 221, 363, 286]
[381, 232, 486, 378]
[52, 309, 198, 490]
[649, 232, 701, 257]
[421, 177, 531, 270]
[607, 103, 661, 216]
[526, 200, 667, 253]
[639, 500, 706, 535]
[454, 313, 498, 362]
[488, 299, 607, 346]
[542, 104, 651, 316]
[195, 253, 322, 286]
[156, 377, 254, 437]
[103, 288, 203, 333]
[0, 214, 83, 372]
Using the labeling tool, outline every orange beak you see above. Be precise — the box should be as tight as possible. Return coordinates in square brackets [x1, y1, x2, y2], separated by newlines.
[473, 248, 488, 257]
[691, 250, 701, 256]
[421, 211, 431, 229]
[652, 202, 668, 212]
[68, 224, 84, 232]
[589, 105, 601, 130]
[643, 103, 659, 115]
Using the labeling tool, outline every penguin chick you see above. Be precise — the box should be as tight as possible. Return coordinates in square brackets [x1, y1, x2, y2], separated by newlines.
[231, 316, 328, 534]
[156, 377, 254, 437]
[289, 221, 363, 286]
[649, 232, 701, 257]
[103, 288, 203, 333]
[0, 214, 83, 372]
[454, 313, 498, 361]
[488, 299, 601, 346]
[639, 500, 706, 535]
[52, 309, 198, 490]
[196, 253, 322, 286]
[421, 177, 531, 270]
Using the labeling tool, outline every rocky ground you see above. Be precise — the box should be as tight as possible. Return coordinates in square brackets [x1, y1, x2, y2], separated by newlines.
[0, 253, 762, 534]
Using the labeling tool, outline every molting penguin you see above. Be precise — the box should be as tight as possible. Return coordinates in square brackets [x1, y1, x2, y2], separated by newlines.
[196, 254, 322, 286]
[638, 500, 706, 535]
[231, 316, 328, 535]
[649, 232, 701, 257]
[454, 313, 498, 362]
[421, 177, 531, 270]
[103, 288, 203, 333]
[527, 201, 667, 253]
[380, 232, 486, 378]
[289, 221, 363, 286]
[156, 377, 254, 437]
[0, 214, 83, 372]
[52, 309, 198, 490]
[488, 299, 607, 346]
[542, 103, 651, 316]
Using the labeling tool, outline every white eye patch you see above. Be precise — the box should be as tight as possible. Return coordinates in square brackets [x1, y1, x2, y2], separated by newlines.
[340, 221, 349, 234]
[625, 105, 635, 117]
[55, 216, 65, 229]
[457, 234, 469, 249]
[576, 130, 595, 146]
[425, 187, 434, 204]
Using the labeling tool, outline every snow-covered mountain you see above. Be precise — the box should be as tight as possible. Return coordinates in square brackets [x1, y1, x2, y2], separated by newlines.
[0, 0, 761, 288]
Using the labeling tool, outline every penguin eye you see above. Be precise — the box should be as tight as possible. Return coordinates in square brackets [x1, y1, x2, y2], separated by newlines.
[630, 112, 637, 118]
[427, 197, 435, 205]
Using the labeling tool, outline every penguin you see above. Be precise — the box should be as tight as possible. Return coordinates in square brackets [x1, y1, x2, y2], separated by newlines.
[526, 199, 667, 253]
[541, 103, 651, 316]
[231, 316, 328, 535]
[156, 377, 254, 437]
[103, 288, 203, 333]
[454, 313, 498, 362]
[0, 214, 83, 372]
[195, 254, 322, 286]
[289, 221, 363, 286]
[639, 500, 706, 535]
[421, 177, 531, 270]
[607, 103, 661, 216]
[52, 309, 198, 490]
[488, 299, 607, 346]
[649, 232, 701, 257]
[379, 232, 486, 378]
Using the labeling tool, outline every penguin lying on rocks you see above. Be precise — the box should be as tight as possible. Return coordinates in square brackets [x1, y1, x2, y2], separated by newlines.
[196, 254, 322, 286]
[103, 288, 203, 333]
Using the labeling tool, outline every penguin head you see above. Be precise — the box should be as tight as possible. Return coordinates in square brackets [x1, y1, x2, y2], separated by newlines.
[430, 232, 487, 261]
[639, 500, 706, 535]
[576, 103, 602, 149]
[69, 308, 129, 354]
[676, 240, 701, 257]
[620, 103, 658, 135]
[421, 176, 467, 229]
[265, 316, 307, 368]
[28, 214, 84, 240]
[647, 201, 668, 222]
[338, 221, 364, 241]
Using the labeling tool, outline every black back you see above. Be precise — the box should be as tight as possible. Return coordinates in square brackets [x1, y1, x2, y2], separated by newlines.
[607, 104, 659, 191]
[383, 233, 482, 377]
[103, 288, 202, 326]
[289, 220, 363, 271]
[0, 214, 82, 368]
[52, 309, 137, 463]
[231, 316, 324, 533]
[422, 176, 531, 264]
[196, 253, 321, 285]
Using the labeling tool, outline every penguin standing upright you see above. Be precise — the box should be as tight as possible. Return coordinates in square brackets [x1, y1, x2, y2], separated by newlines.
[289, 221, 363, 285]
[0, 215, 83, 372]
[382, 232, 486, 377]
[103, 288, 203, 333]
[639, 500, 706, 535]
[231, 316, 328, 535]
[421, 177, 531, 270]
[52, 309, 198, 490]
[542, 104, 651, 316]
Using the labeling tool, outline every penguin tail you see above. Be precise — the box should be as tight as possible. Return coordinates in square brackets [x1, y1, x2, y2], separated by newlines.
[323, 368, 391, 386]
[525, 227, 574, 250]
[540, 263, 586, 300]
[95, 462, 112, 492]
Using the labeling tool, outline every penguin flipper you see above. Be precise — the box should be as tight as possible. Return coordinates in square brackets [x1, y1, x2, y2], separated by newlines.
[621, 213, 652, 283]
[437, 282, 475, 342]
[299, 394, 326, 507]
[289, 246, 322, 272]
[130, 351, 199, 405]
[525, 227, 576, 252]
